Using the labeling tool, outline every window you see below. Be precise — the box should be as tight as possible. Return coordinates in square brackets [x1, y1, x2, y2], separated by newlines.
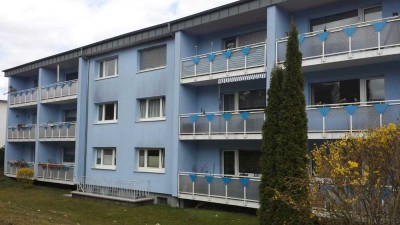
[139, 45, 166, 71]
[65, 72, 78, 81]
[223, 94, 236, 111]
[311, 10, 359, 32]
[97, 102, 118, 123]
[137, 148, 165, 172]
[95, 148, 116, 169]
[64, 109, 77, 122]
[224, 37, 237, 49]
[139, 97, 165, 120]
[311, 78, 385, 105]
[222, 150, 261, 177]
[223, 89, 266, 111]
[223, 30, 266, 49]
[62, 148, 75, 163]
[99, 58, 118, 78]
[364, 6, 382, 22]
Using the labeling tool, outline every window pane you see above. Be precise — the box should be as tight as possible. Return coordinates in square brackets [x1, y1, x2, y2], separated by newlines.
[148, 98, 161, 118]
[312, 80, 359, 104]
[223, 94, 235, 111]
[99, 62, 104, 78]
[63, 148, 75, 163]
[104, 103, 115, 120]
[140, 100, 147, 118]
[103, 149, 113, 165]
[224, 38, 237, 49]
[96, 150, 102, 165]
[364, 6, 382, 22]
[104, 59, 117, 77]
[147, 150, 160, 168]
[98, 105, 103, 121]
[311, 10, 358, 31]
[239, 151, 261, 175]
[339, 79, 360, 103]
[223, 151, 235, 175]
[140, 46, 166, 70]
[238, 30, 266, 46]
[239, 89, 266, 110]
[367, 78, 385, 101]
[139, 150, 145, 167]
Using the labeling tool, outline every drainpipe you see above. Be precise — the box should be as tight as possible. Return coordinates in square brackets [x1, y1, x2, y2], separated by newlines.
[167, 23, 174, 37]
[57, 64, 60, 82]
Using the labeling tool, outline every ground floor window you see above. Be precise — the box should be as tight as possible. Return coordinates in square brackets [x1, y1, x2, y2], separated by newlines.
[222, 150, 261, 177]
[95, 148, 116, 170]
[137, 148, 165, 173]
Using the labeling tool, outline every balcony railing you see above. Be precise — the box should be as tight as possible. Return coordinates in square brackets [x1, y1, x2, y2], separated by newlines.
[7, 124, 36, 141]
[181, 42, 266, 82]
[5, 161, 34, 176]
[37, 163, 74, 183]
[9, 88, 38, 107]
[76, 177, 150, 200]
[178, 172, 260, 208]
[179, 100, 400, 139]
[179, 109, 264, 139]
[39, 122, 76, 141]
[41, 79, 78, 103]
[276, 16, 400, 65]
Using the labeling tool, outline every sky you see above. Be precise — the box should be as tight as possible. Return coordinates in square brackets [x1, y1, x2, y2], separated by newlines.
[0, 0, 236, 100]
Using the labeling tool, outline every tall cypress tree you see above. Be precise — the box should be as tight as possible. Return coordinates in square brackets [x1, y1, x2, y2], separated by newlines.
[259, 67, 285, 225]
[259, 22, 310, 224]
[279, 22, 310, 224]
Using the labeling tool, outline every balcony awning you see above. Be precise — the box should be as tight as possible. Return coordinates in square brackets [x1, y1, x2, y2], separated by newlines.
[218, 73, 266, 84]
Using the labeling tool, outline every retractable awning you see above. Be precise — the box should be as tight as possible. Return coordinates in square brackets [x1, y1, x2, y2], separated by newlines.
[217, 73, 266, 84]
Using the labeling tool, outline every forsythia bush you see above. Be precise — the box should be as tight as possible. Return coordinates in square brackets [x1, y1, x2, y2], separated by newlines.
[16, 168, 34, 187]
[312, 123, 400, 224]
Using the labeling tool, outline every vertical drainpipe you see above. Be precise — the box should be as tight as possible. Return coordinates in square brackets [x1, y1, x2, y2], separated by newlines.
[57, 64, 60, 82]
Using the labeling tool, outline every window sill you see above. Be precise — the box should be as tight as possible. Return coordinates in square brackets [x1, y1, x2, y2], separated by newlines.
[135, 168, 165, 174]
[95, 75, 119, 81]
[95, 120, 118, 125]
[137, 66, 166, 74]
[136, 118, 166, 123]
[92, 166, 116, 171]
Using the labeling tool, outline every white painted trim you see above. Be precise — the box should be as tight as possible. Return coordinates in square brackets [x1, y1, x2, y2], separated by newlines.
[137, 66, 167, 73]
[94, 75, 119, 81]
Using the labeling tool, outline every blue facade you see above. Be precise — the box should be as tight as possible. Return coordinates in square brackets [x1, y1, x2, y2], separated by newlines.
[3, 0, 400, 208]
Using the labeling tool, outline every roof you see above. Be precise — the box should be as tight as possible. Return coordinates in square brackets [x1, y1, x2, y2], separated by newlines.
[3, 0, 285, 77]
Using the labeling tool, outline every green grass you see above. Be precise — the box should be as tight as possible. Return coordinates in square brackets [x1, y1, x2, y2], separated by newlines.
[0, 176, 257, 225]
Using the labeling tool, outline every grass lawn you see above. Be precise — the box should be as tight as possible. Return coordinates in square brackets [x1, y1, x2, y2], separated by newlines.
[0, 175, 258, 225]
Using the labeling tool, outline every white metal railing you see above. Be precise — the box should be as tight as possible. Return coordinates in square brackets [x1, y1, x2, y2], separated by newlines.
[76, 177, 150, 200]
[7, 124, 36, 141]
[276, 16, 400, 63]
[36, 163, 74, 182]
[5, 161, 34, 176]
[179, 100, 400, 138]
[181, 42, 266, 79]
[179, 109, 264, 137]
[39, 122, 76, 140]
[41, 79, 78, 102]
[9, 88, 38, 107]
[178, 172, 261, 207]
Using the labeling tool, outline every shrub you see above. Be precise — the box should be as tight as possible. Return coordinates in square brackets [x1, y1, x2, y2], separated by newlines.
[16, 168, 34, 187]
[0, 146, 4, 168]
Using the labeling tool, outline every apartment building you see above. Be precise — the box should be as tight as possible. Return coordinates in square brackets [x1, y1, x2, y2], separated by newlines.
[3, 0, 400, 208]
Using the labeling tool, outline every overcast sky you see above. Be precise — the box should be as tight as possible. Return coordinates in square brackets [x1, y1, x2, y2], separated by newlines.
[0, 0, 236, 100]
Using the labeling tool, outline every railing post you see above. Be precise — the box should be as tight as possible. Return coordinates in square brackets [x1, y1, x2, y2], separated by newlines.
[348, 36, 352, 58]
[322, 116, 326, 138]
[208, 121, 211, 138]
[350, 115, 353, 135]
[322, 41, 326, 62]
[377, 31, 382, 55]
[225, 121, 228, 138]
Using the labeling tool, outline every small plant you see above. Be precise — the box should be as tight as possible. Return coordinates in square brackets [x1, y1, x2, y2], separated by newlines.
[16, 168, 34, 188]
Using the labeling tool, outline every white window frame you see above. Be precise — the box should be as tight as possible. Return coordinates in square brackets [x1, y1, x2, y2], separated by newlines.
[360, 5, 382, 22]
[139, 97, 165, 121]
[222, 150, 239, 176]
[136, 148, 165, 173]
[98, 58, 118, 79]
[97, 102, 118, 124]
[94, 148, 116, 170]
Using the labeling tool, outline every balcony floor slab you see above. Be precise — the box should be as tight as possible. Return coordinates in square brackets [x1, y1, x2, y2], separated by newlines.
[39, 138, 76, 142]
[178, 193, 259, 208]
[41, 95, 78, 104]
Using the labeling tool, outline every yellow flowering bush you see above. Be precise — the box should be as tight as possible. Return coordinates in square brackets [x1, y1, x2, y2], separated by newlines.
[311, 123, 400, 224]
[16, 168, 34, 188]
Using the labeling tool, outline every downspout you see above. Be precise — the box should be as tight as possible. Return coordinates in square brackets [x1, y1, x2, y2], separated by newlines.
[167, 23, 174, 37]
[80, 48, 90, 179]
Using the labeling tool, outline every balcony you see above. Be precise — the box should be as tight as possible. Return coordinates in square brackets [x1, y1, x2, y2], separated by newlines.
[179, 109, 264, 140]
[7, 124, 36, 142]
[9, 88, 38, 108]
[276, 17, 400, 70]
[41, 79, 78, 104]
[179, 100, 400, 140]
[39, 122, 76, 141]
[5, 161, 34, 177]
[181, 43, 266, 84]
[36, 163, 74, 184]
[178, 172, 260, 208]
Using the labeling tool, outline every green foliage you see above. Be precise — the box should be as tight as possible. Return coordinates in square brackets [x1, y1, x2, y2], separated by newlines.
[16, 168, 34, 188]
[0, 146, 4, 169]
[260, 22, 311, 224]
